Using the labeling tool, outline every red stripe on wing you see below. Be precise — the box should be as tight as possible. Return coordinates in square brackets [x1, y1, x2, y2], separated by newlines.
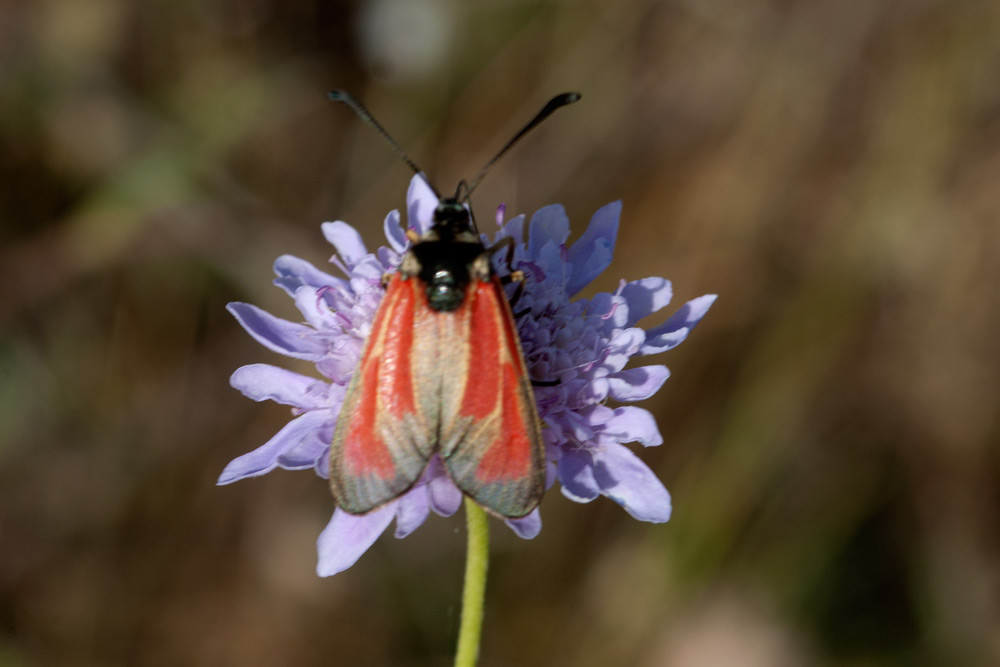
[373, 277, 418, 421]
[472, 362, 535, 483]
[460, 283, 501, 419]
[342, 345, 395, 478]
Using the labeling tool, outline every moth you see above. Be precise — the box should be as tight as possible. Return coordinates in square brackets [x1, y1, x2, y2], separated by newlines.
[326, 91, 580, 518]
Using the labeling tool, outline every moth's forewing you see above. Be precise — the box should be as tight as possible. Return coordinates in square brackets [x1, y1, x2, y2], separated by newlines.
[439, 276, 546, 518]
[329, 276, 433, 514]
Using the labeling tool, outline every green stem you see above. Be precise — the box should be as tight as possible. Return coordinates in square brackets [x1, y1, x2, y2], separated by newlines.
[454, 498, 489, 667]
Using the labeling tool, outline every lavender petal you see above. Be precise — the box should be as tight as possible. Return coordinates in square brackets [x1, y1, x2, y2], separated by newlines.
[428, 472, 463, 516]
[218, 409, 330, 484]
[230, 363, 329, 409]
[528, 205, 570, 259]
[292, 286, 341, 332]
[394, 488, 430, 538]
[277, 429, 330, 470]
[383, 209, 407, 253]
[407, 176, 438, 232]
[602, 406, 662, 447]
[316, 505, 396, 576]
[226, 302, 327, 360]
[497, 213, 526, 247]
[322, 221, 369, 269]
[641, 294, 717, 355]
[593, 443, 672, 522]
[607, 365, 670, 402]
[505, 509, 542, 539]
[558, 448, 601, 502]
[566, 201, 620, 296]
[620, 277, 673, 327]
[273, 255, 345, 296]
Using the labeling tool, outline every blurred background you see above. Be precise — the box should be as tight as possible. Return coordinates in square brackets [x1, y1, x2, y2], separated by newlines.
[2, 0, 998, 665]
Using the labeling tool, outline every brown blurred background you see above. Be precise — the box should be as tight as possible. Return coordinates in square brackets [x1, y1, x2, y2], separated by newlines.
[2, 0, 998, 665]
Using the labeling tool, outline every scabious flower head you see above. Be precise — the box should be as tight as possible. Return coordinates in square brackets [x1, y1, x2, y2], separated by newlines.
[223, 176, 716, 576]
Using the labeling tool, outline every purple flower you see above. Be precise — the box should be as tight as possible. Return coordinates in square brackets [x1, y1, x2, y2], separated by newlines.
[222, 175, 716, 576]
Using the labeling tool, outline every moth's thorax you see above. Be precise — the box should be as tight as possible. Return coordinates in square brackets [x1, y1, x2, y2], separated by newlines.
[401, 238, 492, 312]
[394, 197, 492, 312]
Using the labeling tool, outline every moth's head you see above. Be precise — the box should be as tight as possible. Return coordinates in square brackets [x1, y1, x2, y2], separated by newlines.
[431, 198, 473, 240]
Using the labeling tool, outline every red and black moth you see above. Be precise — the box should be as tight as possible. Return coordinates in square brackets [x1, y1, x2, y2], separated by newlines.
[326, 91, 580, 519]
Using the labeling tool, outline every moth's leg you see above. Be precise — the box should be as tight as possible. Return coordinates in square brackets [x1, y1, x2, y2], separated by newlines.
[489, 236, 528, 307]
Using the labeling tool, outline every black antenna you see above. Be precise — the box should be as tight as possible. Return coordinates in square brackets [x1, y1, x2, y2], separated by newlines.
[329, 90, 581, 203]
[464, 92, 581, 199]
[327, 90, 439, 197]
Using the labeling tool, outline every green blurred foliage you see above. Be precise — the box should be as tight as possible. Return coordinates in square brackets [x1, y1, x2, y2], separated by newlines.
[2, 0, 998, 665]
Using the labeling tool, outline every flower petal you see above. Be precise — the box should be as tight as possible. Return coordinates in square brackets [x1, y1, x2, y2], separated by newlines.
[607, 365, 670, 402]
[607, 327, 645, 357]
[497, 213, 526, 247]
[314, 450, 330, 479]
[383, 209, 407, 253]
[558, 448, 600, 502]
[620, 277, 673, 327]
[293, 286, 341, 332]
[394, 488, 430, 538]
[566, 201, 620, 296]
[586, 291, 629, 329]
[593, 443, 671, 522]
[407, 175, 439, 232]
[580, 377, 609, 403]
[602, 406, 662, 447]
[348, 256, 385, 283]
[230, 364, 329, 409]
[226, 302, 327, 360]
[642, 294, 717, 355]
[545, 460, 558, 488]
[528, 205, 570, 259]
[322, 221, 369, 269]
[535, 240, 567, 289]
[218, 409, 330, 484]
[602, 328, 646, 373]
[273, 255, 345, 296]
[505, 509, 541, 539]
[277, 430, 329, 470]
[428, 473, 462, 516]
[377, 246, 400, 271]
[316, 505, 395, 576]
